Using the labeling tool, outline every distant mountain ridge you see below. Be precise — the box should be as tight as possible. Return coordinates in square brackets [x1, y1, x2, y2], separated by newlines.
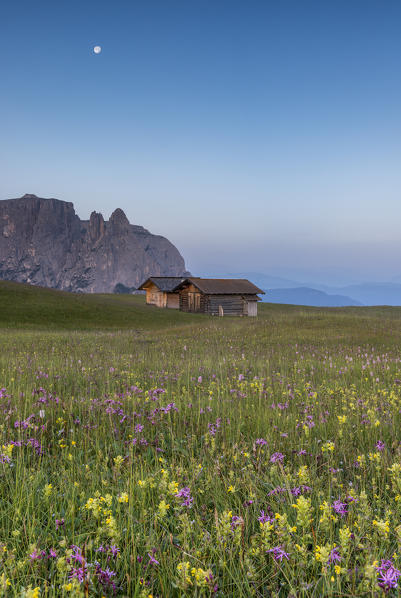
[207, 272, 401, 306]
[263, 287, 362, 307]
[0, 194, 189, 293]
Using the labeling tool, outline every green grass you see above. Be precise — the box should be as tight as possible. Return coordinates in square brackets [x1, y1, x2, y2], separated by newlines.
[2, 282, 401, 596]
[0, 281, 206, 330]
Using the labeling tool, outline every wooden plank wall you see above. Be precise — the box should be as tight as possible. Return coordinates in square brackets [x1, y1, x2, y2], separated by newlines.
[166, 293, 180, 309]
[206, 295, 244, 316]
[178, 288, 259, 316]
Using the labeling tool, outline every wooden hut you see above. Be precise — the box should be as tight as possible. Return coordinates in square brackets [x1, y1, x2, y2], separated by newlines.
[174, 278, 264, 316]
[138, 277, 185, 309]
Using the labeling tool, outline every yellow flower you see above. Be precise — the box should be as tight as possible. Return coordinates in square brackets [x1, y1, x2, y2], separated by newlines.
[322, 441, 335, 453]
[43, 484, 53, 498]
[373, 519, 389, 537]
[0, 573, 11, 587]
[118, 492, 129, 503]
[113, 455, 124, 469]
[25, 587, 41, 598]
[158, 500, 170, 517]
[227, 485, 235, 493]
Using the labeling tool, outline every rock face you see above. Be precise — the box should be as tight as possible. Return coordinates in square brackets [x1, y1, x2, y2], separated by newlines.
[0, 194, 189, 293]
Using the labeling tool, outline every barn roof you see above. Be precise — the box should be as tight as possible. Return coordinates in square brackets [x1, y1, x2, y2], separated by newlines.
[175, 278, 265, 295]
[138, 277, 185, 292]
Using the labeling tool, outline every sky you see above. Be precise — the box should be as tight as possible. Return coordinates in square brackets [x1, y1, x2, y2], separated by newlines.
[1, 0, 401, 285]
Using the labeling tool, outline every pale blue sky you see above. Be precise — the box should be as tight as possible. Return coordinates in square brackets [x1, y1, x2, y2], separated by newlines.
[1, 0, 401, 284]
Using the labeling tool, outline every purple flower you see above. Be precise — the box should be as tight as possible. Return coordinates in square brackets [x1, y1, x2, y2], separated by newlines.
[332, 499, 348, 517]
[291, 485, 312, 496]
[29, 549, 42, 561]
[148, 552, 159, 566]
[258, 510, 274, 524]
[95, 565, 117, 589]
[270, 452, 284, 464]
[328, 548, 341, 564]
[267, 545, 290, 562]
[69, 545, 85, 565]
[109, 544, 120, 558]
[255, 438, 267, 446]
[376, 440, 385, 451]
[376, 560, 401, 591]
[55, 518, 65, 529]
[69, 566, 88, 583]
[175, 486, 193, 508]
[231, 515, 243, 530]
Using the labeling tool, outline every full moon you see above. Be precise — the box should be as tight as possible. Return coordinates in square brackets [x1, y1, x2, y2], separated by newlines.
[93, 46, 102, 54]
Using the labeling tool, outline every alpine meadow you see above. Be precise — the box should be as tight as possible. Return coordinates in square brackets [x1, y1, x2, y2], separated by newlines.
[1, 283, 401, 596]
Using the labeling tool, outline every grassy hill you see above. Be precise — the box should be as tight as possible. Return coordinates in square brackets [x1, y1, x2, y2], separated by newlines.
[0, 280, 207, 330]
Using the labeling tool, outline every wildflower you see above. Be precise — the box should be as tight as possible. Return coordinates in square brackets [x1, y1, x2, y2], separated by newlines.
[270, 452, 284, 464]
[175, 486, 193, 508]
[373, 518, 390, 538]
[109, 544, 120, 558]
[231, 515, 243, 530]
[29, 549, 42, 561]
[227, 485, 236, 493]
[258, 510, 274, 525]
[255, 438, 267, 446]
[43, 483, 53, 498]
[315, 544, 332, 564]
[69, 566, 87, 583]
[113, 455, 124, 469]
[95, 564, 117, 590]
[267, 546, 290, 562]
[0, 574, 10, 588]
[322, 441, 335, 453]
[339, 526, 352, 550]
[148, 552, 159, 566]
[292, 495, 312, 527]
[328, 547, 341, 564]
[118, 492, 129, 503]
[376, 440, 385, 451]
[376, 560, 401, 591]
[332, 500, 348, 517]
[158, 500, 170, 517]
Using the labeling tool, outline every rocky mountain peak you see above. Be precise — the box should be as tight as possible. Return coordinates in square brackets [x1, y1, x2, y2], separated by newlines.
[109, 208, 130, 227]
[21, 193, 39, 199]
[89, 211, 105, 242]
[0, 194, 188, 293]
